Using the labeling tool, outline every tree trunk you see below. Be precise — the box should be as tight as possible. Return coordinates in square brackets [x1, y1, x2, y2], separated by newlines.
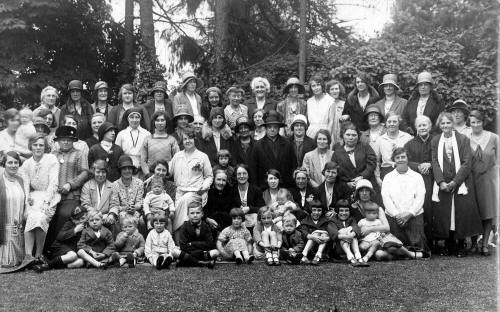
[214, 0, 230, 74]
[298, 0, 307, 83]
[140, 0, 156, 56]
[121, 0, 134, 81]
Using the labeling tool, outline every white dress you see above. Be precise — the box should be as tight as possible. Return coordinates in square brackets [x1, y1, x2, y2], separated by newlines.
[306, 94, 336, 140]
[0, 176, 25, 267]
[20, 154, 61, 232]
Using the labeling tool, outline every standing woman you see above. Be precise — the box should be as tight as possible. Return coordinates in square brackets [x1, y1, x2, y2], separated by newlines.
[431, 112, 482, 257]
[33, 86, 61, 128]
[332, 122, 379, 202]
[59, 80, 94, 140]
[306, 74, 336, 141]
[326, 79, 346, 120]
[201, 87, 224, 120]
[108, 84, 150, 131]
[251, 109, 266, 141]
[0, 151, 26, 267]
[0, 108, 32, 159]
[141, 111, 179, 177]
[115, 108, 151, 178]
[276, 77, 307, 137]
[171, 104, 194, 150]
[142, 81, 174, 122]
[468, 110, 498, 256]
[91, 81, 113, 119]
[45, 126, 89, 249]
[372, 74, 407, 117]
[360, 106, 386, 150]
[244, 77, 277, 119]
[85, 113, 106, 148]
[341, 73, 380, 131]
[302, 129, 334, 188]
[20, 135, 60, 260]
[404, 115, 435, 249]
[88, 122, 124, 182]
[173, 72, 203, 117]
[448, 99, 471, 136]
[198, 107, 232, 165]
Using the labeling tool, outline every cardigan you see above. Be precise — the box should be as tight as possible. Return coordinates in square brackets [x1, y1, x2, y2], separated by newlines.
[315, 181, 351, 212]
[178, 220, 216, 252]
[173, 92, 202, 117]
[302, 148, 333, 188]
[52, 148, 89, 200]
[231, 183, 265, 214]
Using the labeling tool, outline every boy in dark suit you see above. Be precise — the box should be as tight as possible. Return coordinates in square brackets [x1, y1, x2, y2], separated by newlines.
[77, 211, 115, 268]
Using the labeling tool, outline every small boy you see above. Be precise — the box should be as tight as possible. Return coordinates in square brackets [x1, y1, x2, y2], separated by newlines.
[143, 176, 175, 231]
[280, 214, 304, 265]
[145, 214, 180, 270]
[110, 216, 145, 268]
[15, 107, 36, 155]
[77, 211, 115, 268]
[33, 206, 87, 272]
[212, 149, 235, 186]
[331, 199, 368, 267]
[177, 203, 219, 268]
[298, 200, 333, 265]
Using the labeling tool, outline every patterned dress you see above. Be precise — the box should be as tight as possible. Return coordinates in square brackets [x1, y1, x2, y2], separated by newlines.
[0, 175, 25, 267]
[218, 225, 252, 259]
[109, 177, 144, 226]
[20, 154, 61, 232]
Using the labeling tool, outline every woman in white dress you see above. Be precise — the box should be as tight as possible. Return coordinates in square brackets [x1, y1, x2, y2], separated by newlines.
[20, 134, 60, 260]
[306, 75, 336, 142]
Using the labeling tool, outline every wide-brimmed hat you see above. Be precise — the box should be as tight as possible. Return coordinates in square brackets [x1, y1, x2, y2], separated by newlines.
[34, 122, 51, 136]
[446, 99, 470, 115]
[283, 77, 305, 95]
[235, 116, 254, 132]
[417, 71, 434, 85]
[363, 105, 385, 123]
[94, 81, 108, 91]
[263, 110, 286, 127]
[67, 80, 83, 92]
[225, 85, 245, 96]
[54, 126, 78, 141]
[98, 121, 118, 141]
[150, 81, 168, 97]
[117, 155, 135, 170]
[379, 74, 400, 91]
[353, 179, 375, 198]
[71, 206, 87, 219]
[172, 103, 194, 123]
[290, 114, 308, 130]
[179, 72, 203, 91]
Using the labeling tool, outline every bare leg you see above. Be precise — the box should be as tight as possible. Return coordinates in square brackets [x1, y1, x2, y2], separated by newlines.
[67, 258, 85, 268]
[34, 228, 47, 258]
[362, 242, 380, 262]
[316, 242, 327, 258]
[351, 239, 362, 259]
[482, 219, 493, 251]
[302, 240, 314, 257]
[340, 241, 355, 260]
[77, 249, 103, 267]
[60, 251, 78, 264]
[24, 231, 35, 256]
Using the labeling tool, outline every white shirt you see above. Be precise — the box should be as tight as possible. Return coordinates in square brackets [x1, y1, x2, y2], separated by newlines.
[186, 93, 199, 116]
[374, 131, 413, 168]
[384, 98, 394, 114]
[381, 167, 425, 218]
[115, 126, 151, 168]
[416, 96, 429, 116]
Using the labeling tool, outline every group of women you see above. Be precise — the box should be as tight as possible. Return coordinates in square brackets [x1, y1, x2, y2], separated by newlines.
[0, 70, 497, 269]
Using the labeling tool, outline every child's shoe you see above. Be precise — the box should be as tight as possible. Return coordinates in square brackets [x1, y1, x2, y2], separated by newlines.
[235, 257, 243, 265]
[265, 256, 274, 266]
[246, 255, 255, 265]
[273, 257, 281, 266]
[110, 252, 121, 268]
[300, 256, 310, 264]
[163, 256, 173, 269]
[126, 253, 135, 268]
[156, 256, 164, 270]
[311, 255, 321, 265]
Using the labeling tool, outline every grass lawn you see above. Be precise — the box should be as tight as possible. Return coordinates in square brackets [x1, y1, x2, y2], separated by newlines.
[0, 255, 497, 312]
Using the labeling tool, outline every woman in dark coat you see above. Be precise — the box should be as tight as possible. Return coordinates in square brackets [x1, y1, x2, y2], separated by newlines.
[201, 87, 224, 120]
[204, 169, 234, 231]
[404, 115, 434, 248]
[332, 121, 379, 203]
[244, 77, 277, 119]
[341, 73, 380, 131]
[317, 161, 351, 216]
[431, 112, 482, 257]
[59, 80, 94, 141]
[288, 167, 318, 220]
[196, 107, 232, 166]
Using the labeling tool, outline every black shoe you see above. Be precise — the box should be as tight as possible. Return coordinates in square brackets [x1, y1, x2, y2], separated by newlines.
[162, 256, 173, 269]
[156, 256, 164, 270]
[199, 260, 215, 269]
[126, 254, 135, 268]
[235, 257, 243, 265]
[32, 263, 51, 273]
[246, 255, 255, 265]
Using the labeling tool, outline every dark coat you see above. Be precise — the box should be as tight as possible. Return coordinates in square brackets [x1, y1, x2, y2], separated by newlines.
[50, 220, 82, 256]
[289, 185, 318, 219]
[85, 136, 99, 149]
[142, 99, 174, 123]
[178, 220, 216, 252]
[231, 183, 265, 214]
[342, 86, 380, 131]
[315, 181, 351, 212]
[298, 215, 336, 240]
[431, 132, 482, 239]
[108, 104, 151, 131]
[88, 143, 124, 182]
[230, 137, 255, 166]
[244, 98, 277, 120]
[289, 135, 316, 167]
[281, 229, 305, 253]
[330, 216, 361, 237]
[204, 185, 234, 230]
[77, 226, 115, 256]
[59, 99, 95, 140]
[196, 135, 233, 166]
[402, 89, 444, 134]
[250, 135, 297, 189]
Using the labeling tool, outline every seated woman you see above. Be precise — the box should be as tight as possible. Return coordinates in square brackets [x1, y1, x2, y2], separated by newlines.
[288, 167, 318, 220]
[351, 179, 429, 260]
[262, 169, 286, 208]
[318, 161, 351, 215]
[204, 169, 234, 231]
[143, 160, 177, 202]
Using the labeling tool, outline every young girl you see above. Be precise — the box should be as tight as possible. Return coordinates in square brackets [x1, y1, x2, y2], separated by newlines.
[110, 216, 145, 268]
[217, 208, 254, 265]
[253, 206, 282, 266]
[143, 176, 175, 231]
[76, 211, 115, 268]
[280, 214, 304, 265]
[299, 200, 331, 265]
[145, 214, 180, 270]
[212, 149, 235, 186]
[271, 188, 297, 230]
[331, 199, 367, 267]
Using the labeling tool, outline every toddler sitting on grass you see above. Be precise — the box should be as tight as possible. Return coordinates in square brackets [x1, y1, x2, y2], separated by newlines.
[280, 214, 304, 265]
[109, 216, 145, 268]
[77, 211, 115, 268]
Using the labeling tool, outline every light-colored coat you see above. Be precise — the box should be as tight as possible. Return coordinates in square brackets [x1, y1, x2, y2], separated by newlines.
[302, 148, 334, 188]
[80, 179, 114, 215]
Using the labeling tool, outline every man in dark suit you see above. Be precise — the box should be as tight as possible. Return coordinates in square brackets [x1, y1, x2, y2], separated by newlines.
[250, 110, 297, 189]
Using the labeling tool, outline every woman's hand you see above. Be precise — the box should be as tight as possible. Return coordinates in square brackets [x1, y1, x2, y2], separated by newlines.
[241, 206, 250, 214]
[74, 223, 85, 233]
[395, 211, 412, 227]
[418, 163, 431, 175]
[325, 210, 336, 220]
[439, 182, 449, 192]
[106, 214, 115, 224]
[28, 197, 34, 206]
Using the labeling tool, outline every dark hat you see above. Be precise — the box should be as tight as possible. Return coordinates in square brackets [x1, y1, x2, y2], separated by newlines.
[179, 72, 203, 91]
[117, 155, 135, 170]
[263, 110, 286, 127]
[446, 99, 470, 115]
[364, 105, 385, 123]
[98, 121, 118, 141]
[94, 81, 108, 91]
[283, 77, 305, 95]
[34, 122, 50, 136]
[173, 103, 194, 123]
[235, 116, 254, 132]
[150, 81, 168, 97]
[209, 107, 225, 121]
[71, 206, 87, 219]
[54, 126, 78, 141]
[225, 85, 245, 96]
[68, 80, 83, 91]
